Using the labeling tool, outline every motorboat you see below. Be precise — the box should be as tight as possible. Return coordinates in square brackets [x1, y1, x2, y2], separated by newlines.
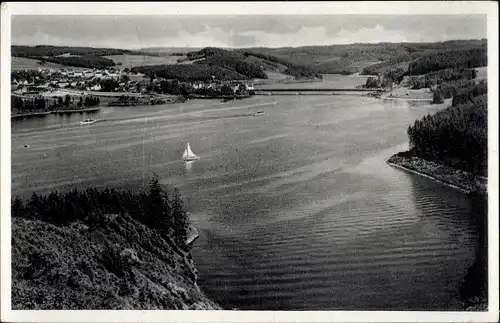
[80, 119, 97, 125]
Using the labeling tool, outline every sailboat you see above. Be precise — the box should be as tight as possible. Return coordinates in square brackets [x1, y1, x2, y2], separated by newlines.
[182, 142, 200, 161]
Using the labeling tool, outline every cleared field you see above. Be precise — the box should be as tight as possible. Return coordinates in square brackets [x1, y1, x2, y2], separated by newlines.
[105, 54, 185, 68]
[264, 71, 292, 81]
[11, 57, 68, 70]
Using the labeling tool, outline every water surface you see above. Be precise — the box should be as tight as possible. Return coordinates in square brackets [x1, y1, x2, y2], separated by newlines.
[11, 82, 481, 310]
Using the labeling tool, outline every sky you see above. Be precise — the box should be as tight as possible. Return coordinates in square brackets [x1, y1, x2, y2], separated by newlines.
[11, 15, 487, 50]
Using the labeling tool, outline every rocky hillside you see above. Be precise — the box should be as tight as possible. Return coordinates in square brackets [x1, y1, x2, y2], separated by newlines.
[12, 215, 220, 310]
[11, 178, 221, 310]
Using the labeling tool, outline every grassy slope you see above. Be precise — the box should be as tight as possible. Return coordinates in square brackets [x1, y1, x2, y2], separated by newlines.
[12, 214, 221, 310]
[11, 57, 70, 70]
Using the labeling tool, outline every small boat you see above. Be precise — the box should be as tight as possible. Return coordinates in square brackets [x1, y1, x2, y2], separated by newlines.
[253, 110, 265, 116]
[182, 142, 200, 161]
[80, 119, 97, 125]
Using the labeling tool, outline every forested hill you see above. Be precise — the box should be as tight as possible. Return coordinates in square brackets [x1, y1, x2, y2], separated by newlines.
[11, 176, 221, 310]
[11, 45, 163, 69]
[238, 39, 487, 75]
[360, 40, 487, 76]
[12, 40, 487, 80]
[11, 45, 161, 57]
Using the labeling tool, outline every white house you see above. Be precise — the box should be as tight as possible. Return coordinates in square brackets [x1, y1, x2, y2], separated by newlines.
[89, 84, 102, 91]
[83, 71, 94, 79]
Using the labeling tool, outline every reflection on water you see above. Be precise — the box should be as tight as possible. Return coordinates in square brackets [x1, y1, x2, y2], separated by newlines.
[11, 89, 480, 310]
[185, 161, 194, 173]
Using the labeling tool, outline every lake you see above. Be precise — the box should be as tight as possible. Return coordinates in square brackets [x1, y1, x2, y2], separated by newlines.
[11, 78, 482, 310]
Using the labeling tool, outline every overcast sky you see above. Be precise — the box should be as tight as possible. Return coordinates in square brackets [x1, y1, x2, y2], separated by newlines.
[12, 15, 487, 49]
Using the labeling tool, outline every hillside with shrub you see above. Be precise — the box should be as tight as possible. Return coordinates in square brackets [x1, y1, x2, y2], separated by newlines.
[11, 176, 221, 310]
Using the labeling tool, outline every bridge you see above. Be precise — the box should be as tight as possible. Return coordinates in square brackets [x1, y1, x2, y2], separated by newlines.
[255, 88, 381, 92]
[253, 88, 385, 95]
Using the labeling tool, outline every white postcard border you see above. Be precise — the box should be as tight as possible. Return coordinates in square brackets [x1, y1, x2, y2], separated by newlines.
[1, 2, 498, 323]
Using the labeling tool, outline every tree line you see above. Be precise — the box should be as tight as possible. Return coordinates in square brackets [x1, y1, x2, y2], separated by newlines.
[11, 176, 191, 250]
[432, 79, 487, 104]
[151, 79, 248, 98]
[12, 45, 160, 58]
[407, 47, 487, 76]
[38, 56, 116, 69]
[409, 68, 477, 90]
[407, 84, 487, 175]
[11, 95, 100, 113]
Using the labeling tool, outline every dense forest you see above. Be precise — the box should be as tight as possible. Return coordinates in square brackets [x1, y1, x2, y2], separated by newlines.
[38, 55, 116, 69]
[240, 50, 321, 78]
[407, 83, 487, 176]
[131, 64, 247, 82]
[12, 176, 190, 249]
[189, 48, 268, 79]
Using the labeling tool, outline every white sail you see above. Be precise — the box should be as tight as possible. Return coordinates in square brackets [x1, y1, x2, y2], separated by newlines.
[182, 142, 199, 161]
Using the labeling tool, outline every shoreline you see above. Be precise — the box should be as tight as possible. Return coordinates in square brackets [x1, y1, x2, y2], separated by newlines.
[387, 153, 487, 195]
[387, 160, 471, 194]
[380, 96, 432, 102]
[388, 151, 488, 311]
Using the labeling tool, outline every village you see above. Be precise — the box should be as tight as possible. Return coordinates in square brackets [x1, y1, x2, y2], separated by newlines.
[11, 66, 255, 96]
[10, 66, 257, 116]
